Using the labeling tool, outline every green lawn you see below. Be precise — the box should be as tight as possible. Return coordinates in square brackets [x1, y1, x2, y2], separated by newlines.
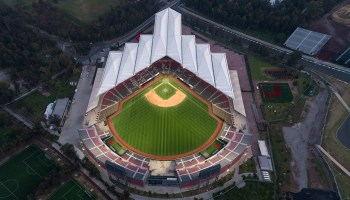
[11, 91, 55, 123]
[0, 145, 57, 199]
[48, 179, 96, 200]
[247, 55, 280, 81]
[201, 140, 224, 158]
[111, 77, 219, 156]
[105, 137, 126, 155]
[259, 83, 293, 103]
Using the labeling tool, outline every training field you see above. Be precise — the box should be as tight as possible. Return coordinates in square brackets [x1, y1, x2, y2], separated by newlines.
[259, 83, 293, 103]
[109, 76, 221, 159]
[49, 179, 96, 200]
[0, 145, 56, 200]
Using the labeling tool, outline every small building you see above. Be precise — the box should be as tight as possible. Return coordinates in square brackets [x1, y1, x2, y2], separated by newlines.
[258, 140, 270, 157]
[258, 156, 273, 171]
[284, 27, 331, 55]
[45, 98, 70, 126]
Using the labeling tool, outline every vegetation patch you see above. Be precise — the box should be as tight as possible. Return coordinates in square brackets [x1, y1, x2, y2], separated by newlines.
[247, 55, 280, 81]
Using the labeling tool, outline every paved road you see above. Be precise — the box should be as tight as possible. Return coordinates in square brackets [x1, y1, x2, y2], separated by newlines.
[177, 5, 350, 83]
[59, 66, 95, 146]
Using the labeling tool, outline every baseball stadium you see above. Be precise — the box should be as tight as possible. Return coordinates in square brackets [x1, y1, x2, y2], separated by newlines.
[79, 8, 252, 188]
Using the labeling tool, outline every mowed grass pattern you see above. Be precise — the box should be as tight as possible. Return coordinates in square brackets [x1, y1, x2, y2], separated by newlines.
[111, 78, 219, 156]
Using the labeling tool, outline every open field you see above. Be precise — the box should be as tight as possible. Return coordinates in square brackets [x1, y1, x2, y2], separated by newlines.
[109, 76, 221, 159]
[10, 91, 55, 124]
[259, 83, 293, 103]
[247, 55, 280, 81]
[48, 179, 96, 200]
[0, 145, 56, 199]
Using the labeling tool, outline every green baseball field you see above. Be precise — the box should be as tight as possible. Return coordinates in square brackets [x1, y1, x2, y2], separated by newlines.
[49, 179, 96, 200]
[0, 145, 57, 200]
[109, 76, 221, 159]
[259, 83, 293, 103]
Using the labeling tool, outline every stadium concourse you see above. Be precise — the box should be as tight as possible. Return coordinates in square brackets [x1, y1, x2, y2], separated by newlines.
[79, 8, 252, 189]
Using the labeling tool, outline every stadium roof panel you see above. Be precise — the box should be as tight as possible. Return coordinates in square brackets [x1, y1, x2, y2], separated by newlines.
[181, 35, 198, 75]
[116, 43, 138, 85]
[151, 8, 168, 63]
[135, 35, 153, 74]
[98, 52, 123, 95]
[211, 53, 234, 99]
[284, 27, 331, 55]
[196, 44, 215, 86]
[98, 8, 235, 100]
[166, 9, 182, 64]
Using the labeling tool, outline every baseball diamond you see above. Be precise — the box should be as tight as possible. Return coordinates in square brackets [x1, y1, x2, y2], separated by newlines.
[108, 76, 223, 160]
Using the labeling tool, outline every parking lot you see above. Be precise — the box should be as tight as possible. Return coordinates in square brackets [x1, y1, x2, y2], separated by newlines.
[59, 65, 96, 147]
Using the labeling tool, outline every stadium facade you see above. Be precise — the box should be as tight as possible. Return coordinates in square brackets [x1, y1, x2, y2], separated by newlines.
[80, 8, 252, 189]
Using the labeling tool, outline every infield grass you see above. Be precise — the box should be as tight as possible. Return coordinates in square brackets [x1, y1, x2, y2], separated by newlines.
[110, 77, 219, 157]
[0, 145, 56, 200]
[155, 83, 177, 100]
[49, 179, 96, 200]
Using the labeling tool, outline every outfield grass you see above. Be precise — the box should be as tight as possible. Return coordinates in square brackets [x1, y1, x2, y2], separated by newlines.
[111, 77, 219, 157]
[259, 83, 293, 103]
[0, 145, 56, 199]
[247, 55, 280, 81]
[49, 179, 96, 200]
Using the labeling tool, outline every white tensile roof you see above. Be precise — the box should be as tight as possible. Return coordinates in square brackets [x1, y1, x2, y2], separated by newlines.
[97, 8, 234, 99]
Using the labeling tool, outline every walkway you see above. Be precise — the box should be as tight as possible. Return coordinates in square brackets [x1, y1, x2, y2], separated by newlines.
[316, 145, 350, 177]
[330, 86, 350, 113]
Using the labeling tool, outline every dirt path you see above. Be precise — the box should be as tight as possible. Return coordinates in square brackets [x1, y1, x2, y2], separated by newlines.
[283, 81, 330, 191]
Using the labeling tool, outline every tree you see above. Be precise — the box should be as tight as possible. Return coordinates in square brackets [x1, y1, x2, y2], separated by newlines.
[287, 51, 302, 67]
[120, 190, 130, 200]
[48, 114, 61, 126]
[60, 143, 78, 160]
